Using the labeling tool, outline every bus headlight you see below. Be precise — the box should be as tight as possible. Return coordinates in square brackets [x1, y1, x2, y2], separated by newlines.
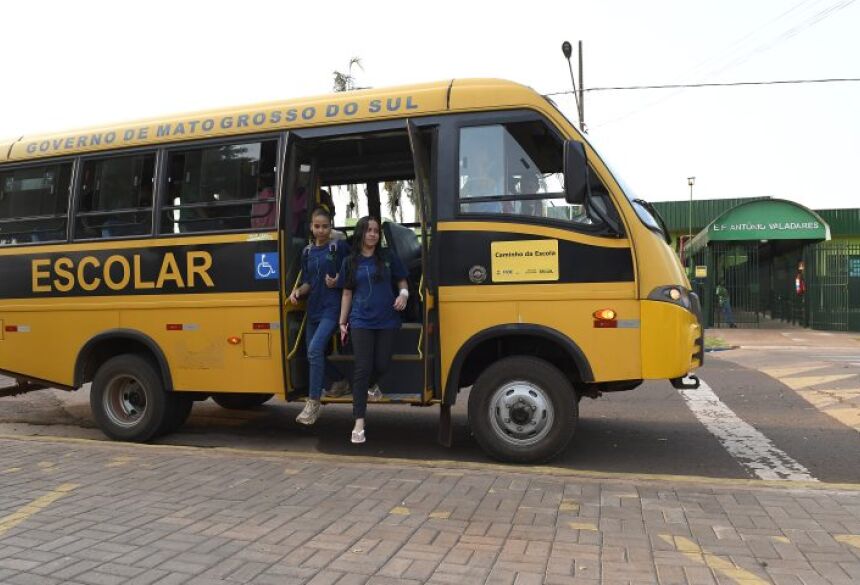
[648, 285, 691, 310]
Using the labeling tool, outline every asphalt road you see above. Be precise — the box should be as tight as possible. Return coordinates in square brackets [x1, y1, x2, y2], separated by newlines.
[2, 347, 859, 484]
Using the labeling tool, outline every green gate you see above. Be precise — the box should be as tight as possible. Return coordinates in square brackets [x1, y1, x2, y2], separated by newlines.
[690, 242, 760, 328]
[805, 242, 860, 331]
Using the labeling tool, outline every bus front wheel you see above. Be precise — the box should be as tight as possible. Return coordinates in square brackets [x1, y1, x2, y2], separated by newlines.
[90, 354, 172, 442]
[468, 356, 577, 463]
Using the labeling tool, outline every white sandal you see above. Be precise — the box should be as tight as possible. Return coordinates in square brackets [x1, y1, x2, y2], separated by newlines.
[351, 429, 366, 444]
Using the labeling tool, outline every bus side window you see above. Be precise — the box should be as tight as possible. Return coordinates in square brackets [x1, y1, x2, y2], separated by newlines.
[160, 140, 278, 235]
[457, 120, 616, 232]
[0, 163, 71, 246]
[74, 153, 155, 240]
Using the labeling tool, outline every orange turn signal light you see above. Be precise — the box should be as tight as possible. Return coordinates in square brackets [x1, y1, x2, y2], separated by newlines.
[592, 309, 617, 320]
[227, 336, 242, 345]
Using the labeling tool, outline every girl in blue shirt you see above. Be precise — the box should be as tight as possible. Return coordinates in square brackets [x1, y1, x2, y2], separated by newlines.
[289, 206, 351, 425]
[338, 216, 408, 444]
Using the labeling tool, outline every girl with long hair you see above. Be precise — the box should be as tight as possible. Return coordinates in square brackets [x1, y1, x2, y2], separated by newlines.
[338, 216, 408, 443]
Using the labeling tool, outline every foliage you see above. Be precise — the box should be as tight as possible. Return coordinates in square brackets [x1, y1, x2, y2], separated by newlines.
[333, 58, 364, 219]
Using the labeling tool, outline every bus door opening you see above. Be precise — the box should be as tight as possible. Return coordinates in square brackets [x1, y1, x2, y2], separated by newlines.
[282, 127, 431, 400]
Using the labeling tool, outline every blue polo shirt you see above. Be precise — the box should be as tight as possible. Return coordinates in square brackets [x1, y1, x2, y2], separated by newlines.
[301, 239, 350, 322]
[338, 251, 408, 330]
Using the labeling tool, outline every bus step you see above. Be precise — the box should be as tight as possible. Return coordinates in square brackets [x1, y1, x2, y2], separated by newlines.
[329, 354, 422, 362]
[321, 393, 425, 403]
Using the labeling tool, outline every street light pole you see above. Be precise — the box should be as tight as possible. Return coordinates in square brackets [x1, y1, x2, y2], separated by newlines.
[687, 176, 695, 270]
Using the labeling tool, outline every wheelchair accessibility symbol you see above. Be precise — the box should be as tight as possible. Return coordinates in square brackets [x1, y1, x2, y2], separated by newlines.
[254, 253, 279, 280]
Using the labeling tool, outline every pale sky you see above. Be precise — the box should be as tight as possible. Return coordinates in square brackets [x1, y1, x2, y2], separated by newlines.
[2, 0, 858, 210]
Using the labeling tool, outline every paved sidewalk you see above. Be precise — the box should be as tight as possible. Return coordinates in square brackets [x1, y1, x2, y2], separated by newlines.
[1, 436, 858, 585]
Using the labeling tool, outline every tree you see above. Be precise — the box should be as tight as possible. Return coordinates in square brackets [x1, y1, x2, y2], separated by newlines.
[333, 58, 364, 218]
[405, 180, 421, 223]
[332, 57, 363, 93]
[384, 181, 403, 222]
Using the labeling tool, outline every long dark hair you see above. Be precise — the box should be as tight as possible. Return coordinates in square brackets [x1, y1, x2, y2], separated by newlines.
[345, 216, 385, 289]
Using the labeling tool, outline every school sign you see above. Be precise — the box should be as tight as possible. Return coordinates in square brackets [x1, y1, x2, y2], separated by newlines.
[708, 200, 829, 241]
[688, 199, 830, 254]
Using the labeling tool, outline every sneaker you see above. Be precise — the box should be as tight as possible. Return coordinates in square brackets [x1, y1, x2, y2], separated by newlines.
[351, 428, 366, 444]
[296, 400, 321, 425]
[367, 384, 383, 401]
[326, 379, 350, 398]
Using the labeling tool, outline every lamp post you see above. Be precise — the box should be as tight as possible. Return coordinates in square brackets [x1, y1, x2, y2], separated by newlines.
[687, 176, 695, 271]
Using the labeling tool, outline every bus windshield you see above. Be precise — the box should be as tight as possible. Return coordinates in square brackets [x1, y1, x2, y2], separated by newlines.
[542, 97, 666, 239]
[578, 134, 666, 239]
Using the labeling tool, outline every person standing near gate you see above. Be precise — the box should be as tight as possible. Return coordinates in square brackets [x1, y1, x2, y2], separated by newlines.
[795, 261, 806, 297]
[716, 281, 737, 328]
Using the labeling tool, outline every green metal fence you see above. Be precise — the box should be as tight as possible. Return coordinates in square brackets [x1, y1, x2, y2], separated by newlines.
[690, 243, 760, 328]
[805, 242, 860, 332]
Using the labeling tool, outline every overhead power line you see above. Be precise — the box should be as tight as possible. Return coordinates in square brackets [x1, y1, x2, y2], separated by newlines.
[545, 77, 860, 96]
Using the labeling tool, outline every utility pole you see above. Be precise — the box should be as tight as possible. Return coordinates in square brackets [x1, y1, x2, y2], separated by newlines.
[687, 176, 695, 270]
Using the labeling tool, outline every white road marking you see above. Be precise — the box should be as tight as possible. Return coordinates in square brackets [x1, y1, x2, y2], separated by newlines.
[679, 379, 817, 482]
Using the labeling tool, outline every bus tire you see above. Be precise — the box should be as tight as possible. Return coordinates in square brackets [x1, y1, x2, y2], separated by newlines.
[90, 354, 169, 442]
[468, 356, 577, 463]
[212, 393, 273, 410]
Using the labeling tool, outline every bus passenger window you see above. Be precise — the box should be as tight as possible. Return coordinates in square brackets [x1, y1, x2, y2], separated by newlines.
[458, 121, 618, 232]
[0, 163, 72, 246]
[74, 153, 155, 240]
[160, 139, 278, 235]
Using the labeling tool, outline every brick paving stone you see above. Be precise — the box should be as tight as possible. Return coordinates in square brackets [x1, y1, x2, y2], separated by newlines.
[75, 570, 135, 585]
[4, 573, 63, 585]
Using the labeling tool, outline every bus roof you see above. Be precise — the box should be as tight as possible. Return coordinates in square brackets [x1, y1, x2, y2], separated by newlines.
[0, 79, 560, 164]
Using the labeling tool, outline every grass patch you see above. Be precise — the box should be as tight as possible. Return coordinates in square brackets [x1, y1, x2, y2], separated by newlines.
[705, 336, 731, 351]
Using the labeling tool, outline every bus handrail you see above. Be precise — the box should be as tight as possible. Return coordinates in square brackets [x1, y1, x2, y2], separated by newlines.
[417, 273, 424, 359]
[286, 268, 306, 360]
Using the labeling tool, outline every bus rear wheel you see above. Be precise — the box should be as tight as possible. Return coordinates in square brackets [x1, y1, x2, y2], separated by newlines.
[212, 393, 274, 410]
[468, 356, 577, 463]
[90, 354, 171, 442]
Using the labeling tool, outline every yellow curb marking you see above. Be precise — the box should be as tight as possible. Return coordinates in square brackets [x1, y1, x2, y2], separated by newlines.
[823, 406, 860, 429]
[559, 499, 580, 512]
[0, 483, 79, 537]
[389, 506, 409, 515]
[283, 468, 300, 475]
[37, 461, 55, 469]
[835, 534, 860, 549]
[761, 365, 830, 379]
[567, 521, 598, 531]
[106, 456, 136, 468]
[795, 389, 860, 432]
[660, 535, 768, 585]
[3, 468, 21, 473]
[771, 536, 790, 544]
[429, 511, 451, 519]
[780, 374, 856, 391]
[432, 471, 464, 477]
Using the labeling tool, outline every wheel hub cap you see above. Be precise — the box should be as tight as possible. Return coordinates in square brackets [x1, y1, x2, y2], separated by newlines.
[489, 380, 554, 446]
[104, 375, 147, 428]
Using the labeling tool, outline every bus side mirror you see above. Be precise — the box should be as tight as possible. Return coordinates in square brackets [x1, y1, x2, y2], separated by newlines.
[563, 140, 589, 205]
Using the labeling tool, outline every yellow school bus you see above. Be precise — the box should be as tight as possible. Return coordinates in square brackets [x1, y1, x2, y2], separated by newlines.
[0, 79, 702, 462]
